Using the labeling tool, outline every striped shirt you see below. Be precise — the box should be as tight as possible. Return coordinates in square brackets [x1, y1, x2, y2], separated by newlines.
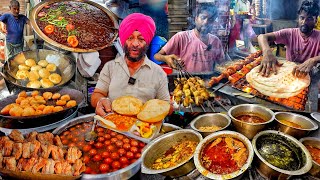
[0, 13, 28, 44]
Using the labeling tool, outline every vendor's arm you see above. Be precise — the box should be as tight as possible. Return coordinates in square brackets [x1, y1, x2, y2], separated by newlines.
[154, 49, 180, 69]
[257, 33, 282, 77]
[293, 56, 320, 78]
[0, 14, 7, 34]
[91, 88, 112, 116]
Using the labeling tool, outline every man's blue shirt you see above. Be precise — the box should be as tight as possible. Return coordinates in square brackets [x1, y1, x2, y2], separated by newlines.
[0, 13, 28, 44]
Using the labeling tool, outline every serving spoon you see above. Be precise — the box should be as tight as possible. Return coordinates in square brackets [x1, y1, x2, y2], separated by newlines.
[84, 117, 98, 141]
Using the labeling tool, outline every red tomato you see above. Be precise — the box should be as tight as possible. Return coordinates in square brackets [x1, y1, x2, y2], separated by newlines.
[111, 138, 118, 143]
[119, 157, 129, 164]
[89, 149, 97, 156]
[110, 132, 117, 137]
[76, 124, 81, 128]
[89, 141, 95, 145]
[83, 155, 90, 163]
[85, 167, 92, 174]
[107, 145, 115, 152]
[139, 142, 145, 148]
[94, 142, 104, 149]
[104, 134, 111, 139]
[73, 131, 80, 136]
[123, 143, 131, 150]
[130, 146, 138, 153]
[101, 151, 110, 158]
[63, 131, 70, 136]
[135, 153, 141, 159]
[70, 127, 76, 131]
[111, 161, 121, 169]
[81, 129, 86, 133]
[72, 137, 79, 142]
[111, 152, 119, 160]
[123, 138, 130, 144]
[130, 140, 138, 147]
[78, 142, 85, 148]
[62, 139, 68, 145]
[99, 163, 110, 173]
[122, 164, 129, 168]
[93, 154, 102, 162]
[97, 137, 105, 142]
[68, 143, 76, 147]
[103, 157, 113, 165]
[83, 145, 92, 152]
[97, 127, 105, 132]
[118, 148, 126, 156]
[126, 152, 134, 159]
[131, 159, 137, 163]
[115, 141, 123, 148]
[98, 132, 104, 137]
[116, 134, 124, 140]
[59, 135, 65, 140]
[104, 140, 111, 146]
[67, 134, 73, 140]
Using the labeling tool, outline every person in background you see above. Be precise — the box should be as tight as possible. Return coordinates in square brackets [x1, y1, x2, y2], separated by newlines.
[154, 3, 225, 73]
[0, 0, 29, 59]
[258, 0, 320, 78]
[91, 13, 170, 117]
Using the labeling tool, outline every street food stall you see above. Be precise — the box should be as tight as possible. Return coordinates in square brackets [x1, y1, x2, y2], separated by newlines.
[0, 0, 320, 179]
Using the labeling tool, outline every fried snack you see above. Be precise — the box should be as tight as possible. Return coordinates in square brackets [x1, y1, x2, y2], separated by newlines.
[38, 68, 50, 79]
[60, 95, 71, 101]
[56, 100, 67, 106]
[38, 60, 48, 67]
[52, 93, 61, 100]
[49, 73, 62, 84]
[15, 97, 25, 104]
[40, 79, 54, 88]
[22, 107, 36, 116]
[18, 91, 27, 98]
[18, 64, 30, 70]
[43, 106, 54, 114]
[112, 96, 143, 116]
[25, 59, 36, 67]
[9, 106, 24, 116]
[43, 92, 53, 100]
[1, 103, 15, 115]
[66, 100, 77, 108]
[31, 91, 39, 97]
[46, 63, 57, 72]
[27, 81, 42, 89]
[16, 69, 29, 80]
[28, 71, 40, 81]
[34, 109, 43, 115]
[53, 106, 64, 112]
[36, 104, 46, 111]
[137, 99, 170, 123]
[30, 65, 42, 72]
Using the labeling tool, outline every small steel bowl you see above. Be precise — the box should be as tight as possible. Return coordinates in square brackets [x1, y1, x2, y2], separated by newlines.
[252, 130, 312, 179]
[153, 123, 182, 139]
[228, 104, 275, 139]
[275, 112, 318, 139]
[300, 137, 320, 178]
[194, 130, 254, 179]
[141, 129, 202, 178]
[190, 113, 231, 137]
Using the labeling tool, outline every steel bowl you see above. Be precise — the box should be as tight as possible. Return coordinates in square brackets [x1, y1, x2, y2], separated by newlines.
[194, 130, 254, 180]
[154, 123, 182, 139]
[52, 113, 142, 180]
[141, 129, 202, 178]
[190, 113, 231, 137]
[228, 104, 275, 139]
[275, 112, 318, 139]
[252, 130, 312, 179]
[300, 137, 320, 178]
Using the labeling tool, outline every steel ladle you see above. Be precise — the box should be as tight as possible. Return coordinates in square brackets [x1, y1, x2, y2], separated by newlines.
[84, 117, 98, 141]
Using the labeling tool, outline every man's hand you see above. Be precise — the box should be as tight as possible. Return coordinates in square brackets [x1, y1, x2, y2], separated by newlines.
[95, 98, 112, 117]
[163, 54, 181, 69]
[0, 22, 7, 34]
[258, 51, 282, 77]
[292, 58, 316, 78]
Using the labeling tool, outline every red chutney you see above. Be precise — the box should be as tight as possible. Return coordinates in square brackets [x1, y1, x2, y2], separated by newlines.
[306, 145, 320, 164]
[201, 139, 239, 174]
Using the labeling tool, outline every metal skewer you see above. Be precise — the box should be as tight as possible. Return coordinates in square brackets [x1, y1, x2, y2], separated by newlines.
[200, 104, 206, 112]
[213, 80, 230, 93]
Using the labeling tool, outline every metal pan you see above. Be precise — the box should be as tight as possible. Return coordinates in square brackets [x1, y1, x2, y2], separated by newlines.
[29, 0, 119, 52]
[0, 49, 76, 90]
[0, 88, 84, 121]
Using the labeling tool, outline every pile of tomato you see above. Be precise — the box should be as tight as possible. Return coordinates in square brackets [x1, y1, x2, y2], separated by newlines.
[58, 121, 145, 174]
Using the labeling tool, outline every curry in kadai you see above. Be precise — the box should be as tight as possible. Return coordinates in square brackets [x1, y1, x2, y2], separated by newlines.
[201, 137, 248, 174]
[36, 1, 116, 49]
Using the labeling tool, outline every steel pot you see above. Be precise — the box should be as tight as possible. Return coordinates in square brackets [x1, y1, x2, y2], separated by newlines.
[300, 137, 320, 178]
[141, 129, 202, 178]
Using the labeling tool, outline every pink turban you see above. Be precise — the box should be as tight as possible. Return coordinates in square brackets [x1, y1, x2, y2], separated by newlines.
[119, 13, 156, 47]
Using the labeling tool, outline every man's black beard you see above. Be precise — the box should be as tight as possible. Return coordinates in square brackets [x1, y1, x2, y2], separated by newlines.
[124, 45, 148, 62]
[300, 24, 313, 34]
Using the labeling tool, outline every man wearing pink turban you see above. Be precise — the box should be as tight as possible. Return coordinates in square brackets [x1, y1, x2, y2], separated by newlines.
[91, 13, 171, 116]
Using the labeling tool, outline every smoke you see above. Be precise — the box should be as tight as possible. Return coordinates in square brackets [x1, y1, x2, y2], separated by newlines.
[269, 0, 299, 20]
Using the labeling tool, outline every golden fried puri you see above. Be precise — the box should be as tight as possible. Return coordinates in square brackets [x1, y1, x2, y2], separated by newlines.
[60, 94, 71, 101]
[28, 71, 40, 81]
[18, 64, 30, 70]
[66, 100, 77, 108]
[38, 60, 48, 67]
[38, 68, 50, 79]
[46, 63, 57, 72]
[27, 81, 41, 88]
[48, 73, 62, 84]
[16, 69, 29, 79]
[30, 65, 42, 72]
[25, 59, 36, 67]
[40, 79, 54, 88]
